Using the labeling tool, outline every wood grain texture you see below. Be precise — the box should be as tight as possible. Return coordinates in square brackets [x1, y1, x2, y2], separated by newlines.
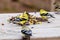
[1, 37, 60, 40]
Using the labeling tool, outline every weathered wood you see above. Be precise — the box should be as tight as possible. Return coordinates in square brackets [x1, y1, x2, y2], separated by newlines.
[22, 35, 30, 40]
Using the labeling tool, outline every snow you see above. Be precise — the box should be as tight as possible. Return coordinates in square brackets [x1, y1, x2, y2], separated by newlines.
[0, 12, 60, 39]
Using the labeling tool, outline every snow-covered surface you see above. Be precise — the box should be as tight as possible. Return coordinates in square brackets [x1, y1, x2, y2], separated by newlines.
[0, 12, 60, 39]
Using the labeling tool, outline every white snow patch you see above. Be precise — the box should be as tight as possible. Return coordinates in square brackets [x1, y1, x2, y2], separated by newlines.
[0, 12, 60, 39]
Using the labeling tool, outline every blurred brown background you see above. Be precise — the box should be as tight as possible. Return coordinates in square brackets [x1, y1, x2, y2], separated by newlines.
[0, 0, 60, 13]
[0, 0, 51, 13]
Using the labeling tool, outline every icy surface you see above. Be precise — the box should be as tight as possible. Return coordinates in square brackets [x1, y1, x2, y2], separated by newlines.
[0, 12, 60, 39]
